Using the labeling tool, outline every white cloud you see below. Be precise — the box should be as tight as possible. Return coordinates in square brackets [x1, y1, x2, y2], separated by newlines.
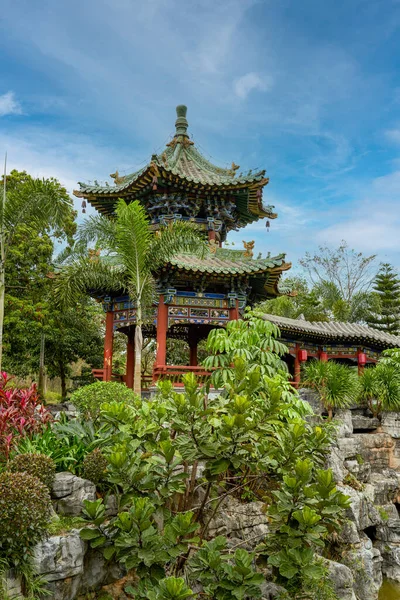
[233, 73, 273, 99]
[0, 92, 22, 117]
[316, 170, 400, 258]
[386, 128, 400, 144]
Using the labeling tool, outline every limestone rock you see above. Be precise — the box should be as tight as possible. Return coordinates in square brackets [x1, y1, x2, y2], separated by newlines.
[207, 496, 268, 549]
[33, 531, 85, 582]
[325, 558, 356, 600]
[52, 472, 96, 516]
[344, 537, 382, 600]
[370, 470, 400, 505]
[334, 409, 353, 438]
[382, 412, 400, 438]
[327, 444, 346, 483]
[354, 433, 396, 472]
[375, 541, 400, 583]
[299, 388, 322, 415]
[339, 520, 360, 545]
[337, 485, 381, 531]
[260, 581, 287, 599]
[352, 415, 380, 431]
[4, 570, 23, 599]
[344, 459, 371, 484]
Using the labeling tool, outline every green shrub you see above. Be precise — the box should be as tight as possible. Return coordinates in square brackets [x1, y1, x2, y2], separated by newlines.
[83, 448, 108, 485]
[9, 453, 56, 489]
[0, 471, 51, 562]
[44, 390, 63, 404]
[70, 381, 138, 420]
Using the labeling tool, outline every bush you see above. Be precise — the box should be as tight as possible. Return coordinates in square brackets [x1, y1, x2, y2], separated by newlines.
[9, 453, 56, 489]
[0, 373, 52, 462]
[70, 381, 138, 420]
[83, 448, 108, 485]
[0, 471, 51, 562]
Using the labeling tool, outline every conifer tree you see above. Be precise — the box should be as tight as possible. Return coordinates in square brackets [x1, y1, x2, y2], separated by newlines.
[366, 263, 400, 335]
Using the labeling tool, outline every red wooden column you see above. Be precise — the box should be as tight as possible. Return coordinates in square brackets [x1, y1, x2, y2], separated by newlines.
[103, 311, 114, 382]
[156, 295, 168, 367]
[208, 229, 216, 242]
[357, 347, 366, 376]
[125, 332, 135, 389]
[189, 342, 198, 367]
[229, 299, 239, 321]
[294, 343, 301, 387]
[319, 347, 328, 362]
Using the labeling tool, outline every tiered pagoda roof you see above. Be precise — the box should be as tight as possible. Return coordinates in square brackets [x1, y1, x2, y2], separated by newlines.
[74, 105, 291, 301]
[74, 105, 276, 232]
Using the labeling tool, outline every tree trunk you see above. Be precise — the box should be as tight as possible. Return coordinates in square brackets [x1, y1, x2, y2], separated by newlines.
[327, 405, 333, 421]
[38, 329, 45, 398]
[60, 360, 67, 400]
[133, 305, 143, 396]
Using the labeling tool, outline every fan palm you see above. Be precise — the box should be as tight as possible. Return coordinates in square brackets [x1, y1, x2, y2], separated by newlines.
[302, 360, 359, 420]
[54, 199, 207, 394]
[0, 170, 75, 371]
[358, 363, 400, 418]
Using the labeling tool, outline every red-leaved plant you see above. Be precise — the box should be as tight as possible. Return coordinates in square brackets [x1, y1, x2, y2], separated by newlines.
[0, 372, 52, 461]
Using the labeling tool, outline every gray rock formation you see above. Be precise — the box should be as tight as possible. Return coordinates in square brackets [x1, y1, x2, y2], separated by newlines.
[52, 472, 96, 516]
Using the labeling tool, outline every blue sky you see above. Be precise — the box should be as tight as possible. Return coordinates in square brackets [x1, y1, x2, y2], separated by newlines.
[1, 0, 400, 273]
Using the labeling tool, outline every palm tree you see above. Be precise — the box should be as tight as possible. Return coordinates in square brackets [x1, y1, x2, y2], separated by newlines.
[302, 360, 359, 420]
[0, 169, 75, 372]
[54, 199, 207, 394]
[358, 363, 400, 418]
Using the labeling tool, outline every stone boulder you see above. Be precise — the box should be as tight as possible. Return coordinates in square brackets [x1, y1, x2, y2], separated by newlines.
[370, 470, 400, 505]
[382, 412, 400, 438]
[354, 433, 397, 472]
[344, 537, 382, 600]
[207, 496, 268, 550]
[352, 415, 380, 431]
[52, 472, 96, 516]
[337, 484, 381, 531]
[334, 409, 353, 438]
[299, 388, 322, 415]
[325, 559, 356, 600]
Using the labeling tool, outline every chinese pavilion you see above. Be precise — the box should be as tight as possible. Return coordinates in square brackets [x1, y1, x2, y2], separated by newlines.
[74, 105, 292, 387]
[263, 313, 400, 386]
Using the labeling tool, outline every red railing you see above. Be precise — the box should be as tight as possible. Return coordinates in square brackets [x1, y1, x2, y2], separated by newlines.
[153, 365, 213, 384]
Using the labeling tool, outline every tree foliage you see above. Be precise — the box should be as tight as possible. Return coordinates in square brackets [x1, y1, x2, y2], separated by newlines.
[366, 263, 400, 335]
[75, 314, 346, 599]
[54, 199, 207, 394]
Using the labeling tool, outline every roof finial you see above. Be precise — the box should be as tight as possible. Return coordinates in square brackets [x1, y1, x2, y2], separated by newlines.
[175, 105, 188, 137]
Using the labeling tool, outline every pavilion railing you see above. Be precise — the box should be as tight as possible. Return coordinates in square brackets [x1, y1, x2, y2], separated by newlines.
[152, 365, 213, 385]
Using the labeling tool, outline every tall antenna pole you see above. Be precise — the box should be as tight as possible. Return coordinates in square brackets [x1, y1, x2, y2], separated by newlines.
[0, 153, 7, 372]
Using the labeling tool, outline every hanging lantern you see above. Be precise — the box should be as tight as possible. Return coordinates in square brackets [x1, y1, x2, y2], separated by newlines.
[358, 353, 366, 366]
[266, 220, 270, 231]
[81, 200, 87, 214]
[298, 349, 308, 362]
[319, 352, 328, 362]
[152, 175, 158, 191]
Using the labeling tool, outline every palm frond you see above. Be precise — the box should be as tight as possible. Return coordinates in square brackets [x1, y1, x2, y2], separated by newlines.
[76, 213, 117, 251]
[52, 256, 127, 308]
[146, 220, 208, 270]
[3, 178, 73, 256]
[114, 200, 152, 295]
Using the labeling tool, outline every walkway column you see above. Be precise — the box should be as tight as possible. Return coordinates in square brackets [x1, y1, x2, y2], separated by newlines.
[294, 343, 301, 386]
[156, 295, 168, 367]
[319, 347, 328, 362]
[125, 331, 135, 389]
[103, 311, 114, 382]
